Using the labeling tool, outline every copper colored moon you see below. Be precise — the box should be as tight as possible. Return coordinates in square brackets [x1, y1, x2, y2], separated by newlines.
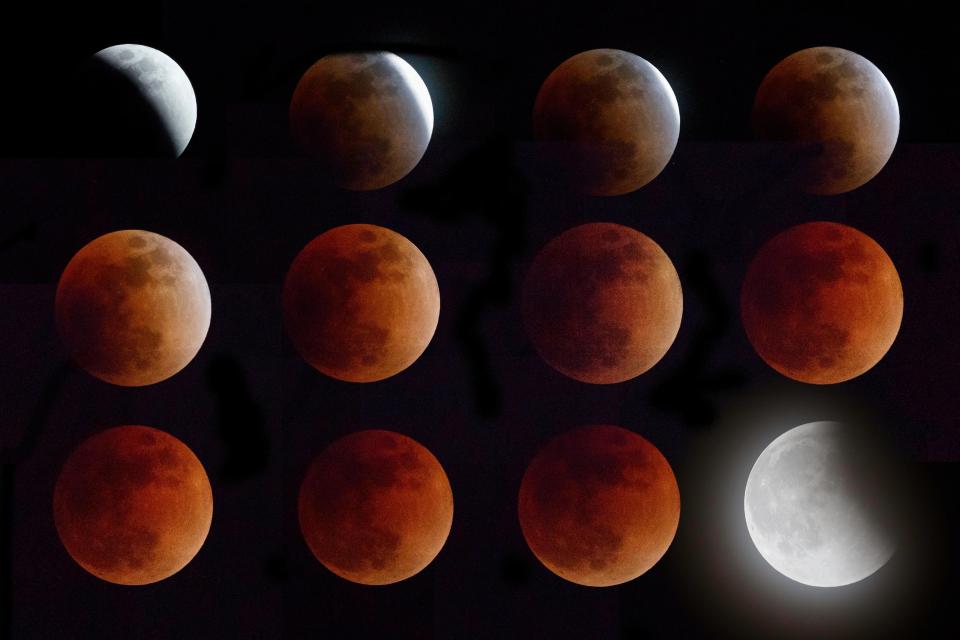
[55, 230, 211, 386]
[518, 425, 680, 587]
[522, 223, 682, 384]
[282, 224, 440, 382]
[533, 48, 680, 196]
[290, 52, 433, 190]
[53, 426, 213, 585]
[741, 221, 903, 384]
[752, 46, 899, 194]
[298, 430, 454, 585]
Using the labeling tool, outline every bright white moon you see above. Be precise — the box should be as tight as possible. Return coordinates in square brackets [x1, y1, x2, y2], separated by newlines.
[744, 421, 895, 587]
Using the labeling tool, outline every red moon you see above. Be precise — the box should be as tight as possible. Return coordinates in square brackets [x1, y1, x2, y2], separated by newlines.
[741, 221, 903, 384]
[53, 426, 213, 585]
[518, 425, 680, 587]
[298, 430, 453, 585]
[55, 229, 211, 386]
[522, 223, 682, 384]
[282, 224, 440, 382]
[533, 48, 680, 196]
[753, 46, 899, 194]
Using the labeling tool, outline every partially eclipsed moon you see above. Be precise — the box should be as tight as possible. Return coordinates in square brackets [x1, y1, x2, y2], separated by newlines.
[744, 421, 896, 587]
[298, 430, 454, 585]
[53, 426, 213, 585]
[740, 221, 902, 384]
[290, 51, 434, 190]
[533, 48, 680, 195]
[55, 230, 212, 387]
[282, 224, 440, 382]
[522, 223, 682, 383]
[518, 425, 680, 587]
[753, 46, 899, 194]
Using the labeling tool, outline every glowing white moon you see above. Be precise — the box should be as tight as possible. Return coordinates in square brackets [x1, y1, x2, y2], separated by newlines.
[744, 421, 895, 587]
[93, 44, 198, 157]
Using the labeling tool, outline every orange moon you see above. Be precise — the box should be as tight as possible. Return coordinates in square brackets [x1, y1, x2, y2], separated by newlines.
[753, 46, 899, 194]
[298, 430, 454, 585]
[53, 425, 213, 585]
[522, 223, 682, 384]
[290, 52, 433, 190]
[533, 48, 680, 196]
[518, 425, 680, 587]
[55, 229, 211, 386]
[741, 221, 903, 384]
[282, 224, 440, 382]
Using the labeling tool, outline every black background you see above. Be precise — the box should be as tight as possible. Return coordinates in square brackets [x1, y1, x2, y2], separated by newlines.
[1, 1, 959, 638]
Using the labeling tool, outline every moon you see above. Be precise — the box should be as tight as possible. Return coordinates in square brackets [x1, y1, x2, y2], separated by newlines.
[533, 48, 680, 196]
[55, 229, 211, 387]
[518, 425, 680, 587]
[282, 224, 440, 382]
[744, 421, 896, 587]
[77, 44, 197, 157]
[290, 52, 434, 190]
[298, 430, 453, 585]
[740, 221, 903, 384]
[53, 425, 213, 585]
[522, 222, 682, 384]
[753, 46, 899, 194]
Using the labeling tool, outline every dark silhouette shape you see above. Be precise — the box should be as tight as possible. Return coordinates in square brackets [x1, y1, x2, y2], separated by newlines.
[205, 354, 269, 481]
[918, 239, 941, 274]
[649, 251, 746, 427]
[500, 550, 532, 586]
[0, 222, 38, 252]
[399, 138, 528, 418]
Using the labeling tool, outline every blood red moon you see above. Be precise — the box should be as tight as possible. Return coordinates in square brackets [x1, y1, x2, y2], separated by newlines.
[55, 229, 211, 386]
[282, 224, 440, 382]
[752, 46, 899, 194]
[741, 221, 903, 384]
[518, 425, 680, 587]
[298, 430, 454, 585]
[522, 222, 682, 384]
[53, 426, 213, 585]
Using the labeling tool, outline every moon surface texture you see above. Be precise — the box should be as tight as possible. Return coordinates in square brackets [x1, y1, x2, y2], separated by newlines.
[518, 425, 680, 587]
[282, 224, 440, 382]
[56, 230, 211, 387]
[741, 221, 902, 384]
[78, 44, 197, 157]
[533, 48, 680, 196]
[53, 426, 213, 585]
[290, 52, 434, 190]
[753, 46, 899, 194]
[298, 430, 454, 585]
[522, 223, 682, 384]
[744, 421, 896, 587]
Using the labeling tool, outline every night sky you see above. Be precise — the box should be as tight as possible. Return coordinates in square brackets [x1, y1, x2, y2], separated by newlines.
[2, 1, 959, 638]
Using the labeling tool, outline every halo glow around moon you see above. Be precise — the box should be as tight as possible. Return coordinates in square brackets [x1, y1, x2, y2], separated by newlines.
[53, 426, 213, 585]
[298, 430, 453, 585]
[744, 421, 895, 588]
[55, 230, 211, 387]
[533, 48, 680, 195]
[84, 44, 198, 157]
[290, 52, 434, 190]
[752, 46, 899, 194]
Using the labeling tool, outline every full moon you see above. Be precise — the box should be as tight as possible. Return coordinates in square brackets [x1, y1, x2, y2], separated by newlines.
[753, 46, 899, 194]
[77, 44, 197, 157]
[744, 421, 896, 587]
[533, 48, 680, 196]
[282, 224, 440, 382]
[53, 426, 213, 585]
[740, 221, 902, 384]
[298, 430, 454, 585]
[518, 425, 680, 587]
[290, 52, 433, 190]
[522, 222, 682, 384]
[56, 230, 211, 387]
